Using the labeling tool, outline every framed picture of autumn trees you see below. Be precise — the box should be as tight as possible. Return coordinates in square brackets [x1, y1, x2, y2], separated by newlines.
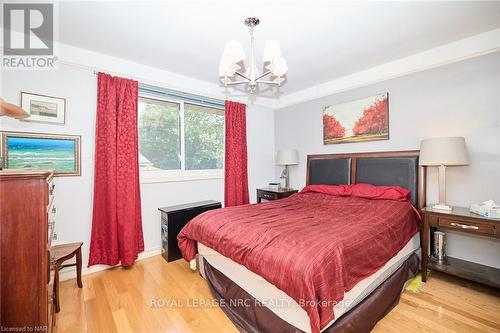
[323, 93, 389, 144]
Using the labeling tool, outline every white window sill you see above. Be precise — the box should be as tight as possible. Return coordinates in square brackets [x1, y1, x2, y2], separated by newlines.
[139, 171, 223, 184]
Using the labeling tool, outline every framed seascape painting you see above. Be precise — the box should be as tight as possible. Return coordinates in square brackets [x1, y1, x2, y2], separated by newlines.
[323, 93, 389, 145]
[1, 131, 81, 176]
[21, 92, 66, 124]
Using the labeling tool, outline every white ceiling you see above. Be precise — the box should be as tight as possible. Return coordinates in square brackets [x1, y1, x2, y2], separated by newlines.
[58, 1, 500, 96]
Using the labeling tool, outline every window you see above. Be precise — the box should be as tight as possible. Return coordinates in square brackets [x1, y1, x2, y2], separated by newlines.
[184, 103, 224, 170]
[138, 95, 224, 182]
[138, 98, 181, 171]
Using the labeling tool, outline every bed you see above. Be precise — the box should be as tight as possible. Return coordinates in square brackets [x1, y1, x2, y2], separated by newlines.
[178, 150, 426, 333]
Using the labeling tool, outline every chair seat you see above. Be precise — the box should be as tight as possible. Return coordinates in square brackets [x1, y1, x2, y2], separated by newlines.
[52, 242, 83, 262]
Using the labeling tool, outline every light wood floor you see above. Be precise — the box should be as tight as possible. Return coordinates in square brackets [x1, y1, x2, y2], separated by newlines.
[55, 255, 500, 333]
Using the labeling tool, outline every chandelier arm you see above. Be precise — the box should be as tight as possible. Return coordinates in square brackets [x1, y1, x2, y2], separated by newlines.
[235, 71, 251, 81]
[255, 70, 272, 81]
[255, 80, 281, 85]
[224, 81, 250, 86]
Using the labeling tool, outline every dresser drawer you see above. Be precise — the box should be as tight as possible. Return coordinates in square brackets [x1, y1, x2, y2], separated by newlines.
[47, 289, 55, 330]
[257, 189, 298, 203]
[438, 217, 495, 236]
[47, 202, 57, 217]
[48, 219, 55, 247]
[48, 250, 55, 285]
[47, 179, 56, 207]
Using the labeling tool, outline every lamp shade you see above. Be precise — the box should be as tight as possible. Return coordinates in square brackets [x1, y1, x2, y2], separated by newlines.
[218, 59, 239, 77]
[276, 149, 299, 165]
[221, 40, 245, 63]
[219, 40, 245, 77]
[419, 137, 469, 166]
[265, 57, 288, 77]
[263, 40, 282, 63]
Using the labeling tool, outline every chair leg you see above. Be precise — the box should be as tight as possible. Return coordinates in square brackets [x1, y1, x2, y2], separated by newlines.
[54, 265, 60, 313]
[76, 246, 83, 288]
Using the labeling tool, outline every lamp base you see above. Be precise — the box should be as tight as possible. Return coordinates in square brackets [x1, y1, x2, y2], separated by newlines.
[280, 165, 290, 189]
[432, 204, 452, 211]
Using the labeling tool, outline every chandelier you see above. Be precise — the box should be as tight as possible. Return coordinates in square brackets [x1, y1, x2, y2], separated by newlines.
[219, 17, 288, 93]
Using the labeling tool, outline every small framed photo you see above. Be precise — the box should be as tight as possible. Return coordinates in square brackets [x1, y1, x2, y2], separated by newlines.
[21, 92, 66, 124]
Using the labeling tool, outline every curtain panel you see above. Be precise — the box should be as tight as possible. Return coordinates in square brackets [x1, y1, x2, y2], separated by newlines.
[224, 100, 250, 207]
[88, 72, 144, 267]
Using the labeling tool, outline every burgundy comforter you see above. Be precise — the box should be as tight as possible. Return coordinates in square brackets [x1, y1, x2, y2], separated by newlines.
[178, 190, 420, 333]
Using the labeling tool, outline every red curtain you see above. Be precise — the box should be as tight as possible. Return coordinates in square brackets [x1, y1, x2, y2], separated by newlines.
[88, 73, 144, 267]
[224, 100, 249, 207]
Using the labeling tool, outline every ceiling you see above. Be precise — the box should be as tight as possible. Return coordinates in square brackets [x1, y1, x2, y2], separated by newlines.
[58, 1, 500, 97]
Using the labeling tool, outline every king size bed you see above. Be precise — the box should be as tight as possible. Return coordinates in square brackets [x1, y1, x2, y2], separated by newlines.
[178, 150, 426, 333]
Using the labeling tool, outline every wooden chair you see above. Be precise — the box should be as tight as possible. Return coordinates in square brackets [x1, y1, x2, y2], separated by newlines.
[51, 242, 83, 313]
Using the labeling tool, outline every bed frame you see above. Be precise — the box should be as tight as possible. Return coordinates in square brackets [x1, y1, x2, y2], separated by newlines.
[202, 149, 427, 333]
[306, 150, 426, 209]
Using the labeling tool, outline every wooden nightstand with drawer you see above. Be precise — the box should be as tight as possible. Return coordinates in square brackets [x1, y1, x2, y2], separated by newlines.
[256, 188, 298, 203]
[421, 206, 500, 288]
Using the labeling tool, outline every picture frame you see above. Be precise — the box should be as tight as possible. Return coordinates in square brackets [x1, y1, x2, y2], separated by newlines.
[1, 131, 81, 176]
[21, 92, 66, 124]
[323, 93, 389, 145]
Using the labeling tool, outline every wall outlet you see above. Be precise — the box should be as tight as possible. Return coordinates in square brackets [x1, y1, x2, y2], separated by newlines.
[53, 232, 58, 240]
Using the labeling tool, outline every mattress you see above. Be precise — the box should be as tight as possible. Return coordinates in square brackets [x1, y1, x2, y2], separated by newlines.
[198, 233, 420, 333]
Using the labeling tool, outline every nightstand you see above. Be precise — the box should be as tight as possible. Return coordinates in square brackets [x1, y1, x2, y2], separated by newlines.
[256, 188, 298, 203]
[421, 206, 500, 288]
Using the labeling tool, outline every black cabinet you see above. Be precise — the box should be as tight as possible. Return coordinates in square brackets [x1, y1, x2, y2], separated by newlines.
[158, 200, 221, 262]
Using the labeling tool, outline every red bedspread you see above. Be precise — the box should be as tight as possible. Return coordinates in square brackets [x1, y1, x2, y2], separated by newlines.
[178, 192, 420, 333]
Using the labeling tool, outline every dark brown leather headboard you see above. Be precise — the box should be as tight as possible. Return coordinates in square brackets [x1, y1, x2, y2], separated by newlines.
[308, 158, 351, 186]
[306, 150, 426, 209]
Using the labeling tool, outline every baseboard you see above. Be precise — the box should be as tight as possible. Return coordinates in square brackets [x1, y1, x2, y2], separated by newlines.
[58, 248, 162, 282]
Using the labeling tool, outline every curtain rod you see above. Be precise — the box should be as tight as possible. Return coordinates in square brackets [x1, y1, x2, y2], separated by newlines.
[139, 84, 225, 108]
[57, 59, 229, 102]
[92, 68, 224, 107]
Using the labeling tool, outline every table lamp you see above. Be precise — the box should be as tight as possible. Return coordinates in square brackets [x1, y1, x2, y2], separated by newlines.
[419, 137, 469, 211]
[276, 149, 299, 190]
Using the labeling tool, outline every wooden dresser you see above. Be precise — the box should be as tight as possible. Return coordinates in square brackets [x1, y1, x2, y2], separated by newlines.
[0, 170, 56, 332]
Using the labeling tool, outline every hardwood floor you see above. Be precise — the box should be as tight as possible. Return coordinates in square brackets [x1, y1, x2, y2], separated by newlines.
[55, 255, 500, 333]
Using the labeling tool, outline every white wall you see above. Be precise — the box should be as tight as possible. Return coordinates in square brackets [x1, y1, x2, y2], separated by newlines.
[2, 47, 498, 271]
[1, 66, 96, 269]
[1, 63, 275, 268]
[275, 52, 500, 268]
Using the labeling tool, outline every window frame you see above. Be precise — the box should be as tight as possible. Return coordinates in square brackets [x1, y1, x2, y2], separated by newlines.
[138, 93, 224, 184]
